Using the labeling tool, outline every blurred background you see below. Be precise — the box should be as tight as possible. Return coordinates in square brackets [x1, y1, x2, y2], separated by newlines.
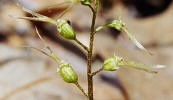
[0, 0, 173, 100]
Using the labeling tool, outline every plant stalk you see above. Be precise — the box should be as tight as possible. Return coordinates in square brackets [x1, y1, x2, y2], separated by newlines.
[87, 2, 98, 100]
[74, 38, 89, 52]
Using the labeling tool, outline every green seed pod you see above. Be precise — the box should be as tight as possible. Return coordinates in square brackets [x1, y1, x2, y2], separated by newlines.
[57, 19, 76, 40]
[81, 0, 91, 4]
[103, 56, 123, 71]
[57, 62, 78, 83]
[106, 20, 123, 31]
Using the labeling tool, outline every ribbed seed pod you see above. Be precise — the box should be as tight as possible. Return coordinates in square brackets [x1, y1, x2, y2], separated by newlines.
[57, 62, 78, 83]
[57, 19, 76, 40]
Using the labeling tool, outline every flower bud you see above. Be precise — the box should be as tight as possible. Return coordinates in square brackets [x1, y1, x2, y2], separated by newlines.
[81, 0, 91, 5]
[103, 56, 123, 71]
[57, 62, 78, 83]
[57, 19, 76, 40]
[106, 20, 123, 31]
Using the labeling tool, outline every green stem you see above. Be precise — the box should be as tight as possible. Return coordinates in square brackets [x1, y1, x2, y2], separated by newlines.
[74, 82, 88, 97]
[94, 25, 105, 34]
[74, 38, 89, 52]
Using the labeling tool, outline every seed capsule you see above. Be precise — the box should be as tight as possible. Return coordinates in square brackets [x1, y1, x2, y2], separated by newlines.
[103, 56, 122, 71]
[57, 19, 76, 40]
[57, 62, 78, 83]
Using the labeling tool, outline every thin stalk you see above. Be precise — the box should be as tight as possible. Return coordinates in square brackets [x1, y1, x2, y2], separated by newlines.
[74, 38, 89, 52]
[74, 82, 88, 97]
[90, 67, 103, 76]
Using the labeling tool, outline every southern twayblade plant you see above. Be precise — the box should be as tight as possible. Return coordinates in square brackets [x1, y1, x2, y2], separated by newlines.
[13, 0, 166, 100]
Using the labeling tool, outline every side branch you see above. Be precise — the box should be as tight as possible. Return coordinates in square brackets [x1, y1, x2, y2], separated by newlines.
[90, 67, 103, 76]
[74, 38, 89, 52]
